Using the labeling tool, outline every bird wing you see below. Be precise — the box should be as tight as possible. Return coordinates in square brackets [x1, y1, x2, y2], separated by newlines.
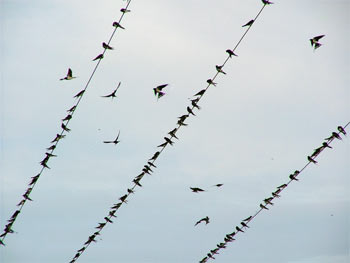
[68, 68, 73, 77]
[313, 35, 325, 41]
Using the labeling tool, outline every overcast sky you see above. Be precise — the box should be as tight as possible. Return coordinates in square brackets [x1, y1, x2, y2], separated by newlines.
[1, 0, 349, 262]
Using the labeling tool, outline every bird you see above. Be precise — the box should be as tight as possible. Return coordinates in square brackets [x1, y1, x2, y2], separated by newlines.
[272, 191, 281, 198]
[62, 114, 72, 121]
[262, 0, 273, 4]
[149, 151, 160, 161]
[95, 223, 106, 229]
[187, 106, 196, 116]
[194, 89, 206, 97]
[112, 21, 125, 29]
[133, 178, 142, 187]
[102, 42, 113, 50]
[190, 187, 205, 193]
[325, 132, 342, 141]
[164, 137, 174, 145]
[264, 197, 274, 205]
[153, 84, 168, 99]
[103, 131, 120, 145]
[243, 216, 252, 222]
[29, 175, 40, 186]
[337, 126, 346, 135]
[213, 183, 224, 188]
[260, 203, 269, 210]
[109, 210, 117, 217]
[310, 35, 325, 50]
[101, 82, 121, 98]
[74, 90, 85, 98]
[226, 49, 238, 58]
[93, 54, 104, 61]
[215, 65, 226, 74]
[157, 142, 167, 148]
[236, 226, 244, 233]
[120, 8, 131, 13]
[307, 156, 317, 164]
[45, 152, 57, 158]
[127, 188, 134, 194]
[322, 142, 332, 149]
[168, 128, 179, 139]
[191, 99, 201, 110]
[51, 134, 65, 143]
[242, 19, 254, 27]
[60, 68, 76, 80]
[147, 162, 156, 168]
[67, 105, 76, 113]
[61, 123, 71, 132]
[119, 194, 128, 203]
[195, 216, 210, 226]
[207, 79, 217, 86]
[277, 184, 287, 189]
[47, 145, 56, 151]
[104, 217, 113, 223]
[289, 173, 299, 181]
[241, 222, 249, 228]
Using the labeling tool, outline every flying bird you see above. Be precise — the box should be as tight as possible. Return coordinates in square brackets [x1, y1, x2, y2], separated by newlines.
[103, 131, 120, 145]
[242, 19, 254, 27]
[213, 183, 224, 188]
[93, 54, 104, 61]
[195, 216, 210, 226]
[102, 42, 113, 50]
[226, 49, 238, 58]
[101, 82, 121, 98]
[153, 84, 168, 99]
[215, 65, 226, 74]
[190, 187, 205, 193]
[112, 21, 125, 29]
[60, 68, 76, 81]
[310, 35, 325, 50]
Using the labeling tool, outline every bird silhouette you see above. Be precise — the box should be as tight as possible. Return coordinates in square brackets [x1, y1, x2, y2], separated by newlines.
[190, 187, 205, 193]
[264, 197, 274, 205]
[194, 89, 206, 97]
[322, 142, 332, 149]
[310, 35, 325, 50]
[29, 175, 40, 186]
[119, 194, 128, 203]
[241, 222, 249, 228]
[149, 151, 160, 161]
[101, 82, 121, 98]
[213, 183, 224, 188]
[51, 134, 65, 143]
[153, 84, 168, 99]
[147, 162, 156, 168]
[277, 184, 287, 189]
[226, 49, 238, 58]
[93, 54, 104, 61]
[157, 142, 167, 148]
[215, 65, 226, 74]
[242, 19, 254, 27]
[67, 105, 76, 113]
[168, 128, 179, 139]
[187, 106, 196, 116]
[191, 99, 201, 110]
[112, 21, 125, 29]
[243, 216, 252, 222]
[207, 79, 217, 86]
[307, 156, 317, 164]
[289, 173, 299, 181]
[74, 90, 85, 98]
[62, 114, 72, 121]
[236, 226, 244, 233]
[262, 0, 273, 4]
[104, 131, 120, 145]
[104, 217, 113, 223]
[60, 68, 76, 81]
[260, 203, 269, 210]
[164, 137, 174, 145]
[337, 126, 346, 135]
[120, 8, 131, 13]
[102, 42, 113, 50]
[61, 123, 71, 132]
[195, 216, 210, 226]
[109, 210, 117, 217]
[133, 178, 142, 187]
[47, 145, 56, 151]
[325, 132, 342, 141]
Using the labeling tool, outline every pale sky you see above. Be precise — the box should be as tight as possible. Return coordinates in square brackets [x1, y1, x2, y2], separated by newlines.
[1, 0, 349, 263]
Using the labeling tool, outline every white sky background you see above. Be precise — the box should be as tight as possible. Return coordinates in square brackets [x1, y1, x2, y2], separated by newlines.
[0, 0, 349, 262]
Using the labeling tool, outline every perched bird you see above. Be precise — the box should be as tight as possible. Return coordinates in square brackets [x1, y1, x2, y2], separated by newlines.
[45, 152, 57, 158]
[241, 222, 249, 228]
[47, 145, 56, 151]
[51, 134, 65, 143]
[277, 184, 287, 189]
[310, 35, 325, 50]
[213, 183, 224, 188]
[112, 21, 125, 29]
[260, 203, 269, 210]
[194, 89, 206, 97]
[149, 151, 160, 161]
[119, 194, 128, 203]
[104, 217, 113, 223]
[236, 226, 244, 233]
[93, 54, 104, 61]
[325, 132, 342, 141]
[311, 147, 322, 157]
[127, 188, 134, 194]
[60, 68, 76, 81]
[133, 178, 142, 187]
[190, 187, 205, 193]
[96, 223, 106, 229]
[272, 191, 280, 198]
[147, 162, 156, 168]
[187, 106, 196, 116]
[337, 126, 346, 135]
[215, 65, 226, 75]
[207, 79, 217, 86]
[153, 84, 168, 99]
[168, 128, 179, 139]
[195, 216, 210, 226]
[262, 0, 273, 4]
[242, 19, 254, 27]
[61, 123, 71, 132]
[74, 90, 85, 98]
[289, 173, 299, 181]
[322, 142, 332, 149]
[307, 156, 317, 164]
[226, 49, 238, 58]
[101, 82, 121, 98]
[264, 197, 274, 205]
[243, 216, 252, 222]
[164, 137, 174, 145]
[62, 114, 72, 121]
[111, 203, 122, 209]
[104, 131, 121, 145]
[102, 42, 113, 50]
[29, 175, 40, 186]
[157, 142, 168, 148]
[191, 99, 201, 110]
[120, 8, 131, 13]
[67, 105, 76, 113]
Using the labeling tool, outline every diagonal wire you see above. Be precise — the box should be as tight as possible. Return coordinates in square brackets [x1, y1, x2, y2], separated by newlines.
[199, 122, 350, 263]
[0, 0, 133, 246]
[67, 2, 271, 262]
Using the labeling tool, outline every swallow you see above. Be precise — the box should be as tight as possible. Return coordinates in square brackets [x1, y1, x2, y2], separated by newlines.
[307, 155, 318, 164]
[195, 216, 210, 226]
[104, 131, 120, 145]
[74, 90, 85, 98]
[177, 119, 188, 126]
[207, 79, 217, 86]
[67, 105, 76, 113]
[224, 236, 235, 242]
[215, 65, 226, 74]
[109, 210, 117, 217]
[77, 247, 86, 253]
[194, 89, 206, 97]
[226, 49, 238, 58]
[262, 0, 273, 4]
[104, 217, 113, 223]
[191, 99, 201, 110]
[120, 8, 131, 13]
[242, 19, 254, 27]
[322, 142, 332, 149]
[10, 210, 20, 220]
[272, 191, 280, 198]
[168, 128, 179, 139]
[289, 173, 299, 181]
[260, 203, 269, 210]
[119, 194, 128, 203]
[153, 84, 168, 99]
[95, 222, 106, 229]
[178, 114, 189, 122]
[211, 248, 220, 254]
[277, 184, 287, 189]
[127, 188, 134, 194]
[241, 222, 250, 228]
[164, 137, 174, 145]
[213, 183, 224, 188]
[217, 243, 226, 249]
[199, 257, 208, 263]
[111, 203, 122, 209]
[143, 165, 153, 173]
[243, 216, 252, 222]
[45, 152, 57, 158]
[187, 106, 196, 116]
[17, 199, 25, 206]
[147, 161, 156, 168]
[112, 21, 125, 29]
[23, 192, 32, 201]
[62, 114, 72, 121]
[311, 147, 322, 157]
[29, 175, 40, 186]
[337, 126, 346, 135]
[61, 123, 71, 132]
[60, 68, 76, 81]
[310, 35, 325, 49]
[149, 151, 160, 161]
[102, 42, 113, 50]
[102, 82, 121, 98]
[190, 187, 205, 193]
[51, 134, 65, 143]
[264, 197, 274, 205]
[133, 178, 142, 187]
[325, 132, 341, 141]
[236, 226, 244, 233]
[47, 145, 56, 151]
[207, 253, 215, 259]
[93, 54, 104, 61]
[157, 142, 167, 148]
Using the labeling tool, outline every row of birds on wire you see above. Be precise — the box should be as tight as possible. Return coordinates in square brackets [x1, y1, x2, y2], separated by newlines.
[198, 124, 348, 263]
[0, 0, 133, 245]
[67, 1, 277, 261]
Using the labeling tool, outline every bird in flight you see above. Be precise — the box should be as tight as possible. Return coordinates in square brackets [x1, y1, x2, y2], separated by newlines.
[102, 42, 113, 50]
[153, 84, 168, 99]
[195, 216, 210, 226]
[190, 187, 205, 193]
[101, 82, 121, 99]
[60, 68, 76, 81]
[104, 131, 121, 145]
[310, 35, 325, 50]
[212, 183, 224, 188]
[242, 19, 254, 27]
